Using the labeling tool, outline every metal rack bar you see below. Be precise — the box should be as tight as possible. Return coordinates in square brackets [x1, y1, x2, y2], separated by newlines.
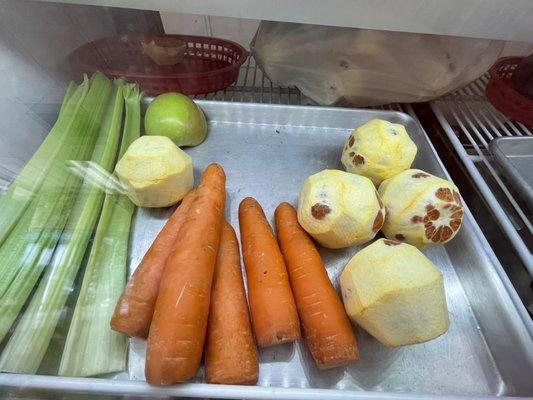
[192, 55, 303, 105]
[447, 103, 531, 232]
[431, 76, 533, 275]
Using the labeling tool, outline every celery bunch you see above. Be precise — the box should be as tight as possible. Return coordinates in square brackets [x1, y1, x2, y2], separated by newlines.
[0, 77, 123, 373]
[59, 84, 142, 377]
[0, 73, 112, 343]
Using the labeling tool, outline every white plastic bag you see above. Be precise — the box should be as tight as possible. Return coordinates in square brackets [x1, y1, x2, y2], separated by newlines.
[251, 22, 504, 106]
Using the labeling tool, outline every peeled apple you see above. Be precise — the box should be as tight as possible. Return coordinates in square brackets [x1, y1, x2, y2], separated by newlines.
[297, 169, 385, 249]
[115, 135, 193, 207]
[145, 92, 207, 147]
[340, 238, 449, 347]
[341, 119, 417, 185]
[378, 169, 464, 247]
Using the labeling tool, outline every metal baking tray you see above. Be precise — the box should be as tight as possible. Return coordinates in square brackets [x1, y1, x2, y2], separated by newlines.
[1, 102, 532, 399]
[489, 137, 533, 211]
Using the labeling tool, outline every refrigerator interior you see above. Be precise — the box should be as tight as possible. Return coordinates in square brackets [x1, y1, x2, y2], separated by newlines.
[0, 0, 532, 399]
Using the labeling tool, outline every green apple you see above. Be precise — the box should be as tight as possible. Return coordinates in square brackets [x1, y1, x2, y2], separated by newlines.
[145, 92, 207, 147]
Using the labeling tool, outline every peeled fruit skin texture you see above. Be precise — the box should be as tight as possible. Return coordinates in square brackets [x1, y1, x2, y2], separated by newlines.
[145, 92, 207, 147]
[297, 169, 385, 249]
[378, 169, 464, 247]
[341, 119, 417, 185]
[340, 238, 449, 347]
[115, 135, 193, 208]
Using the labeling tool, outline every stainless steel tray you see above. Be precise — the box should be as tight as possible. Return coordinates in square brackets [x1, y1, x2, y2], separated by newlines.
[489, 137, 533, 211]
[1, 101, 532, 399]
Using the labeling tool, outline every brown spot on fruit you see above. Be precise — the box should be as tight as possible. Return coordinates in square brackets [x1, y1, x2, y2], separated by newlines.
[412, 172, 430, 178]
[431, 226, 444, 243]
[311, 203, 331, 220]
[411, 215, 423, 223]
[441, 226, 453, 242]
[383, 239, 401, 246]
[353, 154, 365, 165]
[426, 208, 440, 221]
[395, 234, 405, 241]
[348, 136, 355, 147]
[425, 224, 436, 238]
[373, 210, 384, 232]
[453, 190, 461, 204]
[443, 204, 451, 209]
[451, 210, 464, 220]
[349, 152, 355, 157]
[435, 188, 454, 202]
[450, 219, 461, 231]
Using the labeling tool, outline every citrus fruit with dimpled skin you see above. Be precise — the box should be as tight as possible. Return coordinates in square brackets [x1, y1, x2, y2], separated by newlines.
[145, 92, 207, 147]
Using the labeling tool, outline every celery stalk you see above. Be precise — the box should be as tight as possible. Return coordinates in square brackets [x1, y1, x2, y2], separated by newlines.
[0, 78, 84, 294]
[0, 79, 88, 246]
[0, 80, 124, 372]
[57, 81, 78, 120]
[0, 73, 112, 344]
[118, 84, 143, 159]
[59, 83, 142, 377]
[30, 73, 113, 231]
[0, 202, 37, 298]
[0, 221, 62, 341]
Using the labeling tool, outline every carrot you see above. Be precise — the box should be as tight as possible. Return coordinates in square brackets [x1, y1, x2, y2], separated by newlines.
[145, 164, 226, 385]
[275, 202, 358, 369]
[204, 221, 259, 385]
[110, 189, 197, 338]
[238, 197, 300, 348]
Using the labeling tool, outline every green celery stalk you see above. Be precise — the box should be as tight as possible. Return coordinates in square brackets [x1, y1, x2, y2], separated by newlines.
[0, 79, 124, 372]
[30, 72, 113, 231]
[0, 78, 124, 373]
[0, 79, 87, 246]
[58, 84, 142, 377]
[0, 220, 63, 340]
[58, 81, 78, 119]
[0, 80, 86, 293]
[0, 73, 112, 344]
[0, 202, 38, 298]
[118, 84, 143, 159]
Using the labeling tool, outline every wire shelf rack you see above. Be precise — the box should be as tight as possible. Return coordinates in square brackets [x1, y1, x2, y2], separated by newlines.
[431, 74, 533, 275]
[192, 56, 308, 105]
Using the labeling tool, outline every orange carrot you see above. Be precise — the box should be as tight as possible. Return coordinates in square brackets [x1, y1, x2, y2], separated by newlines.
[238, 197, 300, 348]
[275, 202, 358, 369]
[145, 164, 226, 385]
[110, 189, 197, 338]
[205, 221, 259, 385]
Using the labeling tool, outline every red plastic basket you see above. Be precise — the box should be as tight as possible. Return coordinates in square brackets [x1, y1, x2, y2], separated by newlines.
[69, 34, 248, 96]
[485, 57, 533, 126]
